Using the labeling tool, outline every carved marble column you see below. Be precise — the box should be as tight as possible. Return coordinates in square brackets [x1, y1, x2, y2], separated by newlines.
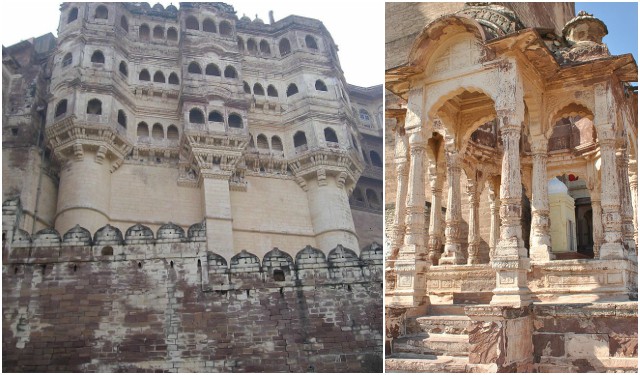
[390, 132, 409, 260]
[629, 159, 638, 254]
[599, 139, 624, 259]
[466, 176, 481, 265]
[590, 193, 603, 259]
[617, 149, 636, 253]
[427, 167, 444, 265]
[491, 123, 531, 307]
[529, 141, 553, 262]
[487, 177, 501, 261]
[440, 147, 465, 265]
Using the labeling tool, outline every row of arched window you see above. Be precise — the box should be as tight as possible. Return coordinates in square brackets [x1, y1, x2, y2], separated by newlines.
[241, 79, 327, 98]
[352, 187, 382, 209]
[188, 108, 243, 128]
[238, 35, 318, 58]
[186, 62, 237, 78]
[249, 134, 284, 151]
[363, 150, 383, 167]
[185, 16, 233, 36]
[137, 23, 179, 41]
[67, 6, 107, 24]
[136, 122, 179, 141]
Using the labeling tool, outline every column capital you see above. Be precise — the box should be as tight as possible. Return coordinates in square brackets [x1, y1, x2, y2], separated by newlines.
[530, 138, 548, 155]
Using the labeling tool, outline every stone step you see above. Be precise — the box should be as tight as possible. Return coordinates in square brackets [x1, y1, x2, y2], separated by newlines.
[428, 304, 466, 316]
[393, 333, 469, 356]
[385, 353, 468, 373]
[407, 314, 471, 335]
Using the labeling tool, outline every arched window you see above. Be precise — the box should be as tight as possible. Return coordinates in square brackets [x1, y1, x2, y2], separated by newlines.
[243, 81, 251, 94]
[286, 83, 298, 97]
[91, 50, 105, 64]
[167, 125, 179, 140]
[305, 35, 318, 49]
[259, 40, 271, 54]
[152, 123, 164, 139]
[67, 7, 78, 24]
[139, 69, 150, 81]
[267, 85, 278, 97]
[315, 80, 327, 91]
[293, 131, 307, 148]
[189, 108, 204, 124]
[279, 38, 291, 56]
[205, 63, 220, 76]
[324, 127, 338, 143]
[253, 83, 264, 96]
[353, 188, 364, 203]
[137, 122, 149, 137]
[139, 24, 150, 40]
[369, 151, 382, 167]
[237, 37, 245, 51]
[208, 111, 223, 122]
[219, 21, 232, 36]
[153, 71, 165, 83]
[117, 110, 127, 127]
[168, 72, 179, 84]
[228, 113, 243, 128]
[120, 16, 128, 32]
[247, 39, 257, 53]
[153, 26, 164, 39]
[366, 189, 380, 207]
[167, 27, 178, 41]
[223, 66, 237, 78]
[271, 136, 283, 151]
[119, 61, 128, 76]
[186, 16, 199, 30]
[359, 109, 371, 122]
[55, 100, 68, 118]
[257, 134, 269, 149]
[95, 5, 108, 20]
[86, 99, 102, 115]
[188, 62, 202, 74]
[203, 18, 216, 32]
[62, 53, 72, 67]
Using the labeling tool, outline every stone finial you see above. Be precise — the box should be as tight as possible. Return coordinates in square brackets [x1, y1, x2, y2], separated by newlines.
[562, 11, 608, 45]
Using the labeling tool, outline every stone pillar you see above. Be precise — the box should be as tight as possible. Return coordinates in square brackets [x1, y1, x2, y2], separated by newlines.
[401, 132, 427, 255]
[591, 193, 603, 259]
[427, 168, 443, 265]
[467, 175, 481, 265]
[617, 149, 635, 253]
[390, 132, 409, 259]
[440, 147, 465, 265]
[306, 173, 360, 252]
[201, 172, 235, 260]
[491, 123, 531, 307]
[392, 130, 428, 306]
[529, 141, 553, 262]
[55, 149, 112, 235]
[598, 139, 624, 259]
[629, 160, 638, 254]
[487, 177, 500, 261]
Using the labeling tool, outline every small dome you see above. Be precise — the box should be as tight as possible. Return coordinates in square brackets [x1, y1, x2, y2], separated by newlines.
[253, 14, 264, 24]
[240, 14, 251, 22]
[152, 3, 164, 11]
[563, 10, 608, 44]
[548, 177, 568, 195]
[166, 4, 178, 12]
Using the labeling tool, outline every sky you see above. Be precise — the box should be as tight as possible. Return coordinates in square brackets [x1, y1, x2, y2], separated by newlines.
[0, 0, 384, 87]
[576, 1, 638, 62]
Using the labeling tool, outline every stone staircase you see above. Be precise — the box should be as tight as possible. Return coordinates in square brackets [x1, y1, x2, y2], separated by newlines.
[386, 293, 494, 373]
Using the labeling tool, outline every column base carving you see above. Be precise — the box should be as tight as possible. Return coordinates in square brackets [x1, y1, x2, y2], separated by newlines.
[530, 244, 554, 263]
[440, 243, 465, 265]
[599, 242, 625, 260]
[387, 259, 429, 307]
[490, 255, 531, 307]
[467, 244, 481, 265]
